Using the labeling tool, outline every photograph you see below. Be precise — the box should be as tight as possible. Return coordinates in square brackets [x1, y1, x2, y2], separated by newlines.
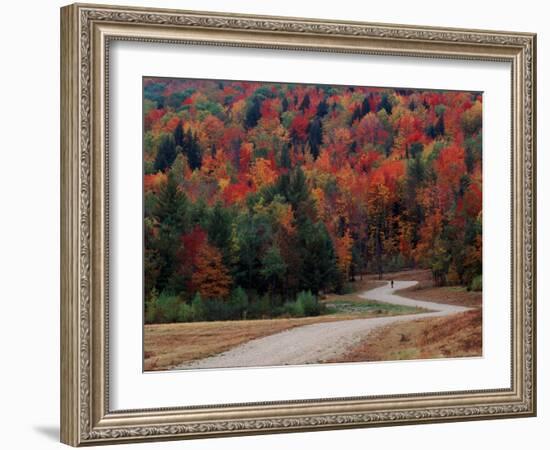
[142, 77, 483, 371]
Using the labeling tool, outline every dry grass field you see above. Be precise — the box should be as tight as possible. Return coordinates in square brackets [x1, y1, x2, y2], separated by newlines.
[397, 285, 482, 307]
[145, 317, 334, 371]
[330, 305, 482, 363]
[144, 303, 421, 371]
[329, 276, 483, 363]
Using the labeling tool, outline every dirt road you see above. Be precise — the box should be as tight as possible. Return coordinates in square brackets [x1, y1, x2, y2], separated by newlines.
[174, 280, 471, 370]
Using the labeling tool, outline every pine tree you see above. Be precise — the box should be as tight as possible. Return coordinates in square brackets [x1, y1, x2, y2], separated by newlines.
[378, 93, 393, 115]
[435, 114, 445, 137]
[350, 105, 363, 125]
[154, 134, 177, 172]
[153, 173, 189, 292]
[361, 95, 371, 115]
[308, 117, 323, 160]
[316, 98, 329, 117]
[299, 93, 310, 111]
[245, 96, 262, 129]
[183, 129, 202, 170]
[207, 202, 233, 265]
[410, 142, 423, 159]
[280, 143, 292, 169]
[260, 245, 287, 294]
[173, 119, 184, 147]
[281, 96, 289, 112]
[298, 220, 338, 294]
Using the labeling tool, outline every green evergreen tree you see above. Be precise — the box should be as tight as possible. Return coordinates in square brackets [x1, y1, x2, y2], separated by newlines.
[281, 96, 289, 112]
[229, 286, 249, 319]
[308, 117, 323, 160]
[260, 245, 287, 295]
[361, 95, 371, 115]
[153, 173, 189, 292]
[154, 134, 177, 172]
[350, 105, 363, 125]
[182, 129, 202, 170]
[409, 142, 423, 159]
[233, 213, 272, 290]
[173, 119, 184, 147]
[206, 202, 233, 265]
[299, 93, 311, 111]
[245, 96, 262, 129]
[378, 93, 393, 114]
[280, 143, 292, 169]
[298, 220, 338, 294]
[316, 98, 329, 117]
[435, 114, 445, 137]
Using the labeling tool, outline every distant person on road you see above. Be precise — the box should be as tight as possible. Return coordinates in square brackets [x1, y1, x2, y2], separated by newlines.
[390, 280, 394, 288]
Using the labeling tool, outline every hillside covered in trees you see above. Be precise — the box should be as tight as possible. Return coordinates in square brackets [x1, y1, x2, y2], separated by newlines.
[143, 77, 482, 323]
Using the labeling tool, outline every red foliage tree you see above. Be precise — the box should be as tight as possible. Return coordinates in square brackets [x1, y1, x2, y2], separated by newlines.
[290, 114, 309, 142]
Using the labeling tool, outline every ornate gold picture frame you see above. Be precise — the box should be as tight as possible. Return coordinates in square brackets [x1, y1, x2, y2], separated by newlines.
[60, 3, 536, 446]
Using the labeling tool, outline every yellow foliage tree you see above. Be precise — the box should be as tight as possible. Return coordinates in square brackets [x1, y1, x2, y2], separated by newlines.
[250, 157, 278, 188]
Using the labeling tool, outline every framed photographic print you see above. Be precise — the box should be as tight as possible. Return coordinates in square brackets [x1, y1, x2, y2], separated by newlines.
[60, 3, 537, 446]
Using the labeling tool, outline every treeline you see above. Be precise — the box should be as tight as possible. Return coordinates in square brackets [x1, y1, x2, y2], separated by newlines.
[143, 78, 483, 323]
[145, 167, 337, 323]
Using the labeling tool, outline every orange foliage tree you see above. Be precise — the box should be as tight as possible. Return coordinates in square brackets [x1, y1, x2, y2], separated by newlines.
[335, 230, 354, 280]
[191, 242, 232, 300]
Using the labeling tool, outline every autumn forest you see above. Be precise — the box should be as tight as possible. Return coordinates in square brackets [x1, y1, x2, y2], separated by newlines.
[143, 77, 482, 324]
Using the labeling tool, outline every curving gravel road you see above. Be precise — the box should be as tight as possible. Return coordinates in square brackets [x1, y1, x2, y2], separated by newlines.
[174, 280, 471, 370]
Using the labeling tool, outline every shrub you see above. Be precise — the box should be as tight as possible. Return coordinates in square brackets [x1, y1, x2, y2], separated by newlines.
[271, 304, 286, 317]
[248, 294, 271, 319]
[229, 286, 248, 319]
[470, 275, 482, 292]
[191, 292, 207, 322]
[283, 300, 304, 317]
[296, 290, 322, 316]
[203, 298, 235, 321]
[281, 291, 323, 318]
[144, 289, 158, 324]
[176, 289, 327, 321]
[177, 302, 194, 322]
[156, 292, 180, 323]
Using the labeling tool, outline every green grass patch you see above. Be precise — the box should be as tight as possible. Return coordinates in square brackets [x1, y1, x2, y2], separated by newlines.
[324, 298, 425, 316]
